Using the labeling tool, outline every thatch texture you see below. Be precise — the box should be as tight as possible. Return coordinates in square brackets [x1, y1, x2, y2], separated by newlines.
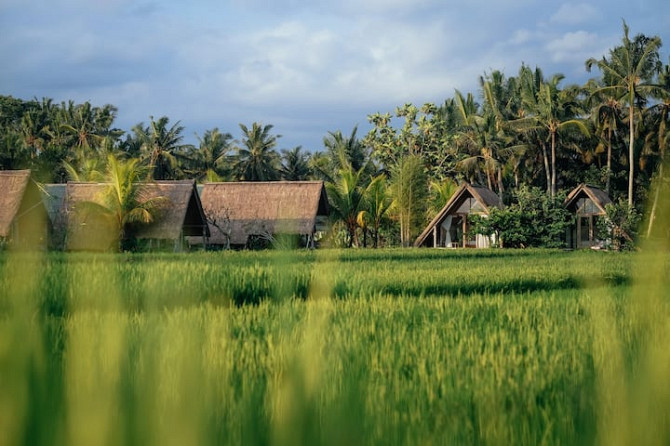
[200, 181, 329, 246]
[0, 170, 49, 247]
[414, 183, 502, 248]
[564, 184, 612, 215]
[61, 180, 208, 251]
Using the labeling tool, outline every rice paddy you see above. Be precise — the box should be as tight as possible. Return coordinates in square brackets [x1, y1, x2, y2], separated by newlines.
[0, 248, 668, 445]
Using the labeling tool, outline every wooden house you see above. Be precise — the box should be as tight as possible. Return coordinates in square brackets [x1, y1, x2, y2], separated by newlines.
[57, 180, 209, 251]
[564, 184, 612, 249]
[0, 170, 49, 249]
[198, 181, 329, 248]
[414, 183, 502, 248]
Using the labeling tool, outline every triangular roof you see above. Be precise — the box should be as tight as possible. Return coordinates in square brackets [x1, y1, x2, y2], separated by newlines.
[200, 181, 329, 245]
[0, 170, 49, 240]
[414, 183, 501, 247]
[564, 184, 612, 215]
[61, 180, 208, 250]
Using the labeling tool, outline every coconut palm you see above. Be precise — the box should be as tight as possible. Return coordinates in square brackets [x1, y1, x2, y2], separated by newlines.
[280, 146, 311, 180]
[586, 79, 624, 194]
[188, 128, 233, 182]
[360, 174, 392, 248]
[233, 122, 281, 181]
[326, 164, 365, 247]
[513, 74, 589, 197]
[586, 21, 662, 205]
[79, 154, 168, 251]
[136, 116, 190, 180]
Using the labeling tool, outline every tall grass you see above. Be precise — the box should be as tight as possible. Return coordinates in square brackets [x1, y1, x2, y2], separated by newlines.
[0, 247, 668, 445]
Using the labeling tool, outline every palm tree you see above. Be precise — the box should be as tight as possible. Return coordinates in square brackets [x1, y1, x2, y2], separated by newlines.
[188, 128, 232, 182]
[136, 116, 190, 180]
[81, 154, 168, 251]
[323, 126, 373, 176]
[280, 146, 311, 180]
[586, 21, 662, 206]
[326, 165, 365, 247]
[586, 79, 624, 194]
[644, 63, 670, 236]
[360, 174, 392, 248]
[233, 122, 280, 181]
[513, 74, 589, 197]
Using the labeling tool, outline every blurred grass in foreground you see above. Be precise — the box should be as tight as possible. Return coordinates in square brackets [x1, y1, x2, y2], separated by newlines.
[0, 244, 668, 444]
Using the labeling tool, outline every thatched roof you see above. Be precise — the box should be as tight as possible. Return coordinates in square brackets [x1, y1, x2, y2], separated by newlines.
[564, 184, 612, 215]
[200, 181, 329, 246]
[0, 170, 48, 240]
[414, 183, 501, 247]
[61, 180, 208, 250]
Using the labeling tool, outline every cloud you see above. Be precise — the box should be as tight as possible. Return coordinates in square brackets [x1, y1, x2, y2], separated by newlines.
[550, 3, 599, 25]
[545, 30, 601, 64]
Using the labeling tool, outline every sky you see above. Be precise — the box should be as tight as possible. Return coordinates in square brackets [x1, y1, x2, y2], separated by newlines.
[1, 0, 669, 152]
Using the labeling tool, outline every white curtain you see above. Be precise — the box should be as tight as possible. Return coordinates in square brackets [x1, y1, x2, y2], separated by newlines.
[441, 215, 453, 248]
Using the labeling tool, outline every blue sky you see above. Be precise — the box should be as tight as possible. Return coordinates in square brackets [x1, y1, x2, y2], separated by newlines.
[1, 0, 669, 152]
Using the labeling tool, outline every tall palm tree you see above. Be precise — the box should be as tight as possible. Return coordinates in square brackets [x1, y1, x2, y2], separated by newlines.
[189, 128, 232, 182]
[513, 74, 589, 197]
[136, 116, 190, 180]
[586, 21, 662, 205]
[326, 165, 365, 248]
[586, 79, 624, 194]
[280, 146, 311, 180]
[363, 174, 393, 248]
[323, 126, 373, 176]
[233, 122, 280, 181]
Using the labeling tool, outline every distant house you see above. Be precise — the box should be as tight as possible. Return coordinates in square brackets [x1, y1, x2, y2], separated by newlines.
[198, 181, 329, 248]
[564, 184, 612, 249]
[57, 180, 209, 251]
[414, 183, 502, 248]
[0, 170, 49, 249]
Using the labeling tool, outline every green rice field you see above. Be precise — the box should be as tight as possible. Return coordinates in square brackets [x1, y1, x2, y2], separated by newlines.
[1, 248, 669, 445]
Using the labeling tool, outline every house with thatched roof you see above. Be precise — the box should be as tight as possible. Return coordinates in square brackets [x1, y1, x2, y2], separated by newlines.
[198, 181, 329, 248]
[564, 184, 612, 249]
[414, 183, 502, 248]
[57, 180, 209, 251]
[0, 170, 49, 249]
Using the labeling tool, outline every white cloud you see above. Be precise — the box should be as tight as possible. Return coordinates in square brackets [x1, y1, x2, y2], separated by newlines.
[550, 3, 599, 25]
[545, 30, 600, 63]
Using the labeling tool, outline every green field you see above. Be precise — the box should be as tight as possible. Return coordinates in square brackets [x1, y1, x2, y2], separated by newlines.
[1, 249, 669, 445]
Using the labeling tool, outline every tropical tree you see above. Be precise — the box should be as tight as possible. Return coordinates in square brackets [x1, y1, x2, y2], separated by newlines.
[513, 73, 589, 197]
[586, 79, 624, 194]
[187, 128, 232, 182]
[326, 165, 365, 247]
[390, 155, 428, 247]
[88, 154, 168, 251]
[136, 116, 190, 180]
[586, 21, 663, 205]
[280, 146, 311, 180]
[360, 174, 393, 248]
[233, 122, 281, 181]
[323, 126, 373, 177]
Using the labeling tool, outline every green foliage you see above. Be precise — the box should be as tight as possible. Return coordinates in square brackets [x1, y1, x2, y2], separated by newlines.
[390, 155, 428, 247]
[597, 199, 641, 251]
[471, 186, 572, 248]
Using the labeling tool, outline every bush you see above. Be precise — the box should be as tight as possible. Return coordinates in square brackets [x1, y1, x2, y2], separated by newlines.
[470, 186, 572, 248]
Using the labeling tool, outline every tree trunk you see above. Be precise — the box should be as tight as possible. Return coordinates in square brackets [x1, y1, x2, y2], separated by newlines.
[628, 100, 635, 207]
[551, 131, 557, 199]
[646, 162, 664, 238]
[541, 142, 551, 195]
[497, 167, 504, 201]
[606, 128, 612, 194]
